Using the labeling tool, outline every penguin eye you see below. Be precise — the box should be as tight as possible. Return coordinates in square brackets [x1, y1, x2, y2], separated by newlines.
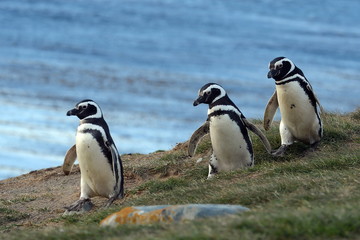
[80, 105, 87, 110]
[278, 63, 283, 69]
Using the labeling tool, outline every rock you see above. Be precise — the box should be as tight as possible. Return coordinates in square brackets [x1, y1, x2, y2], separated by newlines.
[100, 204, 249, 226]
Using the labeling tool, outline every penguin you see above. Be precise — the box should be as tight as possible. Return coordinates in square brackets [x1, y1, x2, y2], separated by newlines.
[64, 99, 124, 213]
[192, 83, 272, 178]
[264, 57, 323, 156]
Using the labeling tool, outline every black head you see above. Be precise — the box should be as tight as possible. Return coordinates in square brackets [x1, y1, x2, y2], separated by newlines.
[193, 83, 227, 106]
[67, 99, 103, 120]
[267, 57, 296, 81]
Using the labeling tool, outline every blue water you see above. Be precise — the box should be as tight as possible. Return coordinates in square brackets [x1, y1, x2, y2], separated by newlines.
[0, 0, 359, 180]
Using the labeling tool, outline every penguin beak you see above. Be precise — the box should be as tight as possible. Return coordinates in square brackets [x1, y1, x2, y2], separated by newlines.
[193, 95, 205, 106]
[267, 69, 279, 79]
[66, 108, 79, 116]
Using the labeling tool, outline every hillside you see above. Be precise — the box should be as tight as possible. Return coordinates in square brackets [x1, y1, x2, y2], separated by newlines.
[0, 110, 359, 239]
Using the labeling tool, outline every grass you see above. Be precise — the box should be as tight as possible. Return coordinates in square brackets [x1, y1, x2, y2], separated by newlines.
[2, 109, 360, 239]
[0, 195, 37, 206]
[0, 207, 30, 230]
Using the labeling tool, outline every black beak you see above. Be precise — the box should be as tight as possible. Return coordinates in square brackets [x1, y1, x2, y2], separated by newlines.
[193, 95, 205, 106]
[267, 69, 279, 79]
[66, 108, 78, 116]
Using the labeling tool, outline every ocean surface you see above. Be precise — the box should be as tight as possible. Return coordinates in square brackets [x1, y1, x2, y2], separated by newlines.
[0, 0, 359, 180]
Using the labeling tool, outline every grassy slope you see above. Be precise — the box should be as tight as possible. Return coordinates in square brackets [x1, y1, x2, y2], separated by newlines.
[2, 110, 360, 240]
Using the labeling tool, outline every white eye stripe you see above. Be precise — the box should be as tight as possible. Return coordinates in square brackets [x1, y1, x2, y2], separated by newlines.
[275, 59, 285, 67]
[212, 90, 225, 103]
[78, 103, 88, 109]
[78, 102, 103, 119]
[197, 84, 227, 104]
[274, 58, 295, 77]
[203, 85, 214, 93]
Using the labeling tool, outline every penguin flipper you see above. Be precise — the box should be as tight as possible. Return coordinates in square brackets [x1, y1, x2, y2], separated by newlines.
[306, 84, 324, 113]
[106, 141, 119, 179]
[188, 121, 210, 157]
[264, 91, 278, 131]
[242, 118, 272, 154]
[108, 143, 117, 169]
[63, 144, 77, 175]
[106, 141, 124, 199]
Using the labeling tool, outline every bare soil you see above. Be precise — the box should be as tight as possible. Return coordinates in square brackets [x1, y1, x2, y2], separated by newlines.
[0, 148, 185, 232]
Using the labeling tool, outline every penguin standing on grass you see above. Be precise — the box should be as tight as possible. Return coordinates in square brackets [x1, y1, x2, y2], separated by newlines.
[264, 57, 323, 156]
[64, 99, 124, 213]
[192, 83, 272, 179]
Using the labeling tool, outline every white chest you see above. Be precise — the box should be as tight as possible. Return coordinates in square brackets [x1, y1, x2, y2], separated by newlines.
[276, 82, 315, 119]
[276, 82, 320, 142]
[209, 114, 252, 170]
[76, 131, 115, 197]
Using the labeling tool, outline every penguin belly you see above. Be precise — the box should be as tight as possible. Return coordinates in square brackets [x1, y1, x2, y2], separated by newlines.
[209, 115, 252, 171]
[76, 132, 115, 198]
[276, 82, 321, 144]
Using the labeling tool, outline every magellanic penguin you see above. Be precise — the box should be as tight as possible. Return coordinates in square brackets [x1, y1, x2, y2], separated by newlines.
[264, 57, 323, 156]
[192, 83, 272, 179]
[64, 99, 124, 213]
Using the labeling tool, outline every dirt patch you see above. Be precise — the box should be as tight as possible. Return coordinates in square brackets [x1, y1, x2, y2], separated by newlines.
[1, 165, 79, 229]
[0, 143, 194, 232]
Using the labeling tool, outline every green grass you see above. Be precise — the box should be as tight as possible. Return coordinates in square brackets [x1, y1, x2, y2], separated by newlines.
[2, 110, 360, 239]
[0, 207, 30, 229]
[0, 195, 37, 205]
[137, 177, 189, 193]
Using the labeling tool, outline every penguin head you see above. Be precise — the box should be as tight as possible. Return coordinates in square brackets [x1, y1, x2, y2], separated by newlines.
[267, 57, 296, 81]
[67, 99, 103, 120]
[193, 83, 227, 106]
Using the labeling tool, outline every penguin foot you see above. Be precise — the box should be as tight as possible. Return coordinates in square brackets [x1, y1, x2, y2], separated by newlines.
[302, 141, 320, 155]
[64, 198, 93, 214]
[271, 145, 289, 157]
[310, 141, 320, 150]
[207, 173, 216, 180]
[103, 191, 124, 208]
[103, 196, 117, 208]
